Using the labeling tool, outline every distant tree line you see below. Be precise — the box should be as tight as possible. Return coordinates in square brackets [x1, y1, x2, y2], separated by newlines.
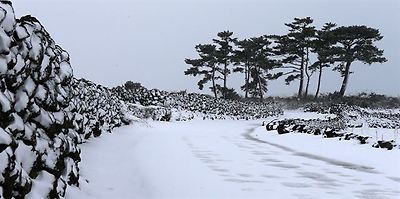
[184, 17, 387, 100]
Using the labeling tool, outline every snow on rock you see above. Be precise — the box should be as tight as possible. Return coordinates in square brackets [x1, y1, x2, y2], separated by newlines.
[264, 109, 400, 150]
[0, 1, 16, 34]
[113, 84, 283, 121]
[0, 91, 10, 112]
[0, 2, 132, 198]
[70, 78, 131, 140]
[0, 128, 11, 147]
[0, 3, 76, 197]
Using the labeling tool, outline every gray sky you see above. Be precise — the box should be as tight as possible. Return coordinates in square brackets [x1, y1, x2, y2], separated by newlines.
[13, 0, 400, 96]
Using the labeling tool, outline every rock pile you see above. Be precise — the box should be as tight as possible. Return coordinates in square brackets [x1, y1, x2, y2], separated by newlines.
[263, 118, 399, 150]
[304, 103, 400, 129]
[265, 118, 345, 136]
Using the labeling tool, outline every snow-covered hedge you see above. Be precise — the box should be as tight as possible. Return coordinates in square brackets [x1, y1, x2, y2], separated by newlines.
[113, 85, 283, 120]
[0, 2, 130, 198]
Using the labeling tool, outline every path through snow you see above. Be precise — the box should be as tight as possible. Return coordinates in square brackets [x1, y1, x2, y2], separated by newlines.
[67, 119, 400, 199]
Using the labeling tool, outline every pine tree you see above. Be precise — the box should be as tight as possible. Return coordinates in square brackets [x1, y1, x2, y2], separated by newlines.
[310, 22, 336, 98]
[213, 31, 237, 99]
[275, 17, 316, 99]
[232, 38, 253, 99]
[239, 36, 280, 99]
[330, 25, 387, 96]
[184, 44, 221, 98]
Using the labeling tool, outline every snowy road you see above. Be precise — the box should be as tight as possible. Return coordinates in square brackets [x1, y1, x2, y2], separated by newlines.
[67, 120, 400, 199]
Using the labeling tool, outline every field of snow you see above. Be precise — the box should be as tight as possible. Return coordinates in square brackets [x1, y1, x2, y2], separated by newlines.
[67, 111, 400, 199]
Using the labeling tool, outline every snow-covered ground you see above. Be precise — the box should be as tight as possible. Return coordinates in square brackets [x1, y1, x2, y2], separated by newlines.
[67, 114, 400, 199]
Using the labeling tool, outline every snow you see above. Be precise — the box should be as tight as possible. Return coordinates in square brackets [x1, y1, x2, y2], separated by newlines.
[349, 127, 399, 144]
[8, 113, 25, 132]
[253, 127, 400, 181]
[274, 109, 335, 120]
[34, 85, 48, 101]
[58, 61, 73, 82]
[28, 33, 42, 61]
[0, 56, 7, 74]
[0, 147, 12, 180]
[0, 28, 10, 54]
[0, 2, 16, 34]
[0, 91, 11, 112]
[26, 171, 55, 199]
[22, 77, 36, 97]
[34, 109, 54, 128]
[15, 25, 30, 40]
[14, 90, 29, 112]
[0, 128, 11, 145]
[67, 116, 400, 199]
[15, 141, 36, 174]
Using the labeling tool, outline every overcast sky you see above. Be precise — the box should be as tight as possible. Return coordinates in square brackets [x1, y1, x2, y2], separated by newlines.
[13, 0, 400, 96]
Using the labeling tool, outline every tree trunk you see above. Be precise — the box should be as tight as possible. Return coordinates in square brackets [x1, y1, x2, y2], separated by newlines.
[258, 80, 264, 100]
[304, 48, 310, 98]
[304, 70, 310, 99]
[223, 61, 227, 99]
[256, 66, 264, 100]
[247, 65, 252, 99]
[339, 61, 352, 97]
[305, 76, 310, 98]
[298, 55, 305, 99]
[212, 67, 217, 98]
[244, 63, 249, 99]
[315, 64, 323, 99]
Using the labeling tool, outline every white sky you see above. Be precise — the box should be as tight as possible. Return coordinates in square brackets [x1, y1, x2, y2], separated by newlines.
[12, 0, 400, 96]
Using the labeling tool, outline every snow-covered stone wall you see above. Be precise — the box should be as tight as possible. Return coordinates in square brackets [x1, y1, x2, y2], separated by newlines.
[0, 2, 130, 198]
[113, 84, 168, 107]
[0, 2, 77, 197]
[113, 85, 283, 120]
[70, 78, 130, 140]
